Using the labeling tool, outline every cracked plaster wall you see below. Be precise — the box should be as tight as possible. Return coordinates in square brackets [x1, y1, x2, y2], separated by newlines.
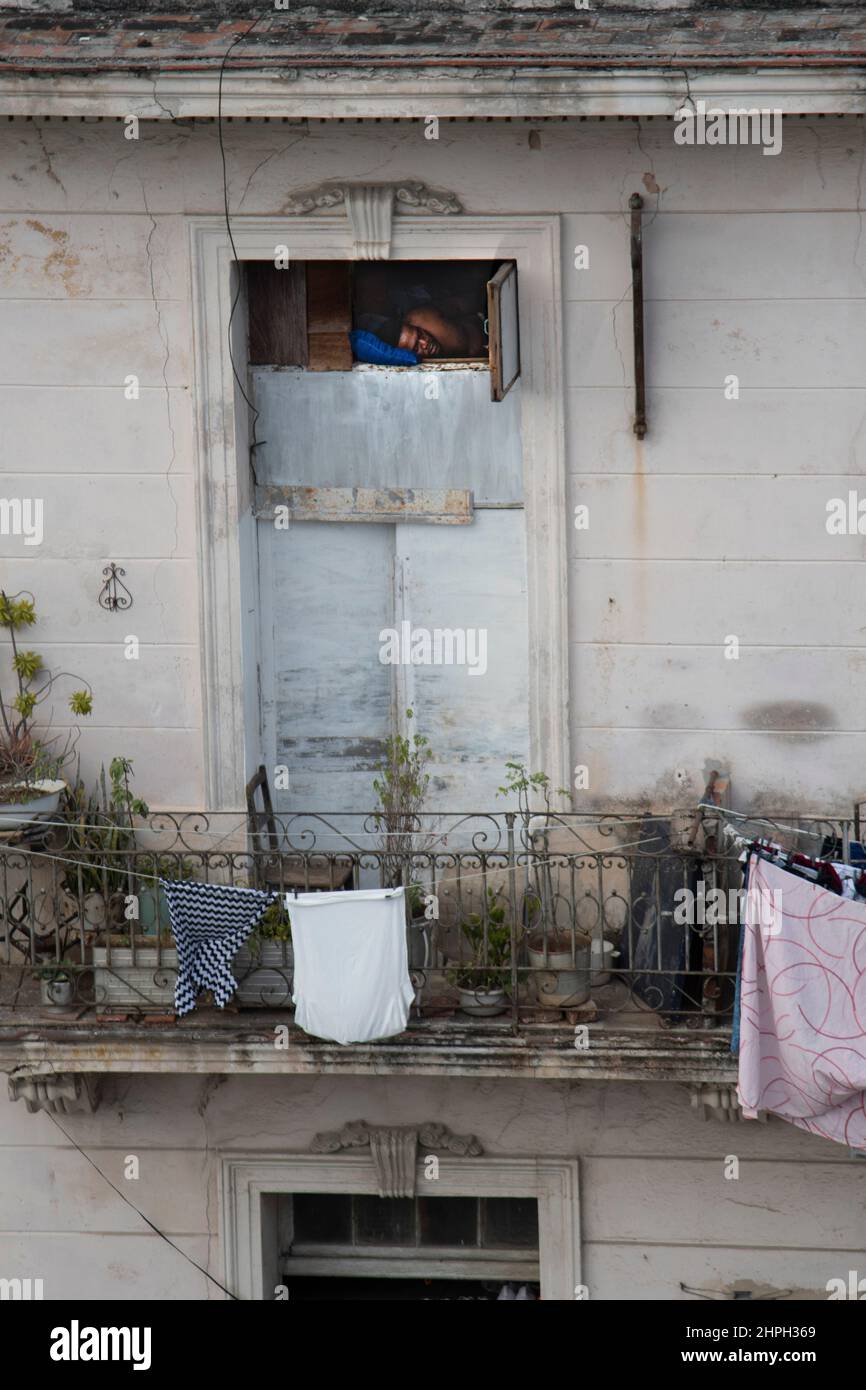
[0, 115, 864, 811]
[1, 1072, 863, 1299]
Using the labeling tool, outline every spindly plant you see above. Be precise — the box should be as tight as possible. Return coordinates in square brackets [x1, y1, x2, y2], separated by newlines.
[372, 708, 431, 889]
[0, 590, 93, 791]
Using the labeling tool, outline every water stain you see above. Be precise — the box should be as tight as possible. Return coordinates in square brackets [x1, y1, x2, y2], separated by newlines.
[742, 700, 836, 742]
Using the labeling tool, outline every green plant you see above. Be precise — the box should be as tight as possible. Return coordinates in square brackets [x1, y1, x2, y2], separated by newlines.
[407, 882, 427, 919]
[497, 761, 570, 820]
[136, 853, 197, 882]
[99, 927, 174, 948]
[372, 708, 431, 889]
[34, 960, 75, 981]
[61, 758, 149, 901]
[0, 590, 93, 788]
[449, 888, 513, 992]
[251, 899, 292, 943]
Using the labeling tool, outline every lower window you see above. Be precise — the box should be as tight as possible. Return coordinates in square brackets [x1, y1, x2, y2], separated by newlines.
[278, 1192, 540, 1300]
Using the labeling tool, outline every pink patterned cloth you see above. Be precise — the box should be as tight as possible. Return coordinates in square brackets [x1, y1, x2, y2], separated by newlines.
[737, 853, 866, 1149]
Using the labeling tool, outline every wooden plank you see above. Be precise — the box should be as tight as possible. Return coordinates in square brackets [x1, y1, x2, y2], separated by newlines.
[255, 486, 474, 524]
[307, 260, 352, 369]
[306, 262, 351, 331]
[247, 262, 307, 367]
[307, 331, 353, 371]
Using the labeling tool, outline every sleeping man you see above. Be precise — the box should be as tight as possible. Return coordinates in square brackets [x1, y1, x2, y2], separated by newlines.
[392, 303, 485, 360]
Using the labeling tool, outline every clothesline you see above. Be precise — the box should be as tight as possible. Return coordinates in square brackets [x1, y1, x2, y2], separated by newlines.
[696, 802, 849, 845]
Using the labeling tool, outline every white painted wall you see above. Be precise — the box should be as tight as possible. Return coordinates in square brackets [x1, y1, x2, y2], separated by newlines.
[1, 1076, 863, 1300]
[1, 116, 865, 813]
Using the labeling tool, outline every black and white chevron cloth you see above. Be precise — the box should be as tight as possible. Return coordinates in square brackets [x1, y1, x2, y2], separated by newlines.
[160, 879, 279, 1016]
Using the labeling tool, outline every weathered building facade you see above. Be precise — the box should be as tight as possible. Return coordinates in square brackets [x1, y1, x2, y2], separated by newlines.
[1, 1, 865, 1301]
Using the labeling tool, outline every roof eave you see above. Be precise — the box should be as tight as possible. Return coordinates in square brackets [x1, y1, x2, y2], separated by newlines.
[0, 66, 865, 119]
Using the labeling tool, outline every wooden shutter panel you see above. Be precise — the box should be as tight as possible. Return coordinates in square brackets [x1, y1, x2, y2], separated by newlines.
[247, 262, 308, 367]
[487, 261, 520, 402]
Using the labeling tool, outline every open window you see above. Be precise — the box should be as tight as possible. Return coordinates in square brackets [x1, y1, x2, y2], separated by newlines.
[277, 1191, 540, 1300]
[246, 258, 520, 400]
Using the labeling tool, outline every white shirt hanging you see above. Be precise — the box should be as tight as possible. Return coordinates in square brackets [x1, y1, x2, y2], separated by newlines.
[288, 887, 414, 1045]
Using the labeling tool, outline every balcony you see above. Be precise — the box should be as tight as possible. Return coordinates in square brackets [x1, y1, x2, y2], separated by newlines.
[1, 807, 848, 1087]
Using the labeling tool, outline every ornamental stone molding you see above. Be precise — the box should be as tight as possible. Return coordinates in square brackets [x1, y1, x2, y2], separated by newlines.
[8, 1072, 100, 1116]
[282, 181, 463, 259]
[688, 1083, 754, 1123]
[311, 1118, 483, 1197]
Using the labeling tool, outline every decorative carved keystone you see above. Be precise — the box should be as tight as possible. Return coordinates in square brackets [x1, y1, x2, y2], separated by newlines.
[8, 1072, 100, 1116]
[282, 181, 463, 259]
[311, 1119, 483, 1197]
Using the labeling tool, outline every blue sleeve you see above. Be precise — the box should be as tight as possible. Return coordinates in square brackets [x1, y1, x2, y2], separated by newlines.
[349, 330, 419, 367]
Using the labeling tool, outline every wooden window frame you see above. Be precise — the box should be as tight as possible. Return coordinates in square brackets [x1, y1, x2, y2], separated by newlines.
[220, 1153, 580, 1300]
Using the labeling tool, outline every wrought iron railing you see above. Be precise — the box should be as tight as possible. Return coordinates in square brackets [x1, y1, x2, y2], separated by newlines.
[0, 806, 856, 1031]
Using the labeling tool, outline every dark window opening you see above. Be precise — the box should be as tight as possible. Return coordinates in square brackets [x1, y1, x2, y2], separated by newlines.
[246, 258, 520, 398]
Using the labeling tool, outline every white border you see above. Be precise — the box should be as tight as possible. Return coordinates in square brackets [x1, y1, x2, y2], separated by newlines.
[220, 1153, 581, 1301]
[189, 214, 568, 810]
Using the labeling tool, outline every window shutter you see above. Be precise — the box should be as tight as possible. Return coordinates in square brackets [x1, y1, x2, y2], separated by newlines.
[487, 261, 520, 401]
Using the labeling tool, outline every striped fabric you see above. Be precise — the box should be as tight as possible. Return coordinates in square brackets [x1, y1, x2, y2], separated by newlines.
[160, 879, 278, 1016]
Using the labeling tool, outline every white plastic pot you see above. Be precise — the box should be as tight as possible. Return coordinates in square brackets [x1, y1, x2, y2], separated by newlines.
[456, 984, 508, 1017]
[591, 938, 621, 985]
[0, 778, 66, 829]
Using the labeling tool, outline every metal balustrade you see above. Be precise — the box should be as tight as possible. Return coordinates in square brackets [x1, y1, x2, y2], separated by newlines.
[0, 808, 854, 1034]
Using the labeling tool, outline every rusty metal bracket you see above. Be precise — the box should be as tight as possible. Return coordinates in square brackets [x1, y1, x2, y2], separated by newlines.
[629, 192, 647, 440]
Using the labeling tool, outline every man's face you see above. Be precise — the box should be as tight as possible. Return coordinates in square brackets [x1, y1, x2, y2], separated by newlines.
[397, 306, 470, 359]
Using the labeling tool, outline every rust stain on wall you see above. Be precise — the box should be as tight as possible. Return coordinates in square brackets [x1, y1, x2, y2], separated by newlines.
[25, 218, 82, 295]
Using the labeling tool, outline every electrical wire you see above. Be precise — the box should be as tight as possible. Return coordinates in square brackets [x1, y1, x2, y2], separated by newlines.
[44, 1109, 239, 1300]
[217, 13, 269, 468]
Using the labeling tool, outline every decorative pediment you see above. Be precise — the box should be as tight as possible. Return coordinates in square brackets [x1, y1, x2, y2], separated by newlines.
[311, 1119, 483, 1197]
[282, 181, 462, 259]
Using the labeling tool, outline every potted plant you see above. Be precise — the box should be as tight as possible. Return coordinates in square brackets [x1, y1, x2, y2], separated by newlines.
[92, 927, 177, 1014]
[497, 760, 571, 839]
[134, 852, 197, 935]
[406, 880, 433, 970]
[372, 708, 431, 890]
[233, 898, 294, 1007]
[527, 927, 591, 1009]
[0, 590, 93, 826]
[449, 889, 512, 1017]
[35, 961, 76, 1008]
[60, 759, 150, 937]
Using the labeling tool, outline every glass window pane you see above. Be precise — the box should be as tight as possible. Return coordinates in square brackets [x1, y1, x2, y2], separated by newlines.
[354, 1196, 416, 1246]
[292, 1194, 352, 1245]
[417, 1196, 478, 1248]
[481, 1198, 539, 1249]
